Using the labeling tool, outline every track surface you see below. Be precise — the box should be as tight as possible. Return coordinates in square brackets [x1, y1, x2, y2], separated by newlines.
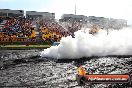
[0, 50, 132, 88]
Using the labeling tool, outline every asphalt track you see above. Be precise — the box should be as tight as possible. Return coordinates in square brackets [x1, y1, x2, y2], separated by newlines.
[0, 50, 132, 88]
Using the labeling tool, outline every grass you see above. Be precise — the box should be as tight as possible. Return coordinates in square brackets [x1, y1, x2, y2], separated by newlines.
[2, 45, 50, 47]
[0, 45, 50, 50]
[0, 41, 52, 45]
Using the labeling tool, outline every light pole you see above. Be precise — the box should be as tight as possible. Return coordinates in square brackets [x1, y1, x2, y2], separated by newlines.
[75, 0, 77, 15]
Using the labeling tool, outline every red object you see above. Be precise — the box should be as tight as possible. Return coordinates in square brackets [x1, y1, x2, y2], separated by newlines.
[76, 74, 130, 85]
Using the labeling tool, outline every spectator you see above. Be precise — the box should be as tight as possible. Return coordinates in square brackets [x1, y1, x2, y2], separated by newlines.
[0, 17, 36, 42]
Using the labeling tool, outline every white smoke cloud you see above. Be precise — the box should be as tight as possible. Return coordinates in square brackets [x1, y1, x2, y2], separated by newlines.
[40, 27, 132, 59]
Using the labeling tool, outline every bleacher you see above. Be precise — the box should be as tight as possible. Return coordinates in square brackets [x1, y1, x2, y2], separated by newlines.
[0, 12, 71, 44]
[39, 19, 71, 43]
[0, 16, 36, 42]
[0, 9, 73, 44]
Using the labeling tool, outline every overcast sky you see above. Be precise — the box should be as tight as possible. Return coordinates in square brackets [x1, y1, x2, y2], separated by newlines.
[0, 0, 132, 24]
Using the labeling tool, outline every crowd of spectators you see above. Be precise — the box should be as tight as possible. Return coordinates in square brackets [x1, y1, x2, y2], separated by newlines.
[59, 20, 84, 37]
[0, 16, 36, 42]
[39, 19, 72, 42]
[67, 21, 83, 33]
[0, 16, 82, 43]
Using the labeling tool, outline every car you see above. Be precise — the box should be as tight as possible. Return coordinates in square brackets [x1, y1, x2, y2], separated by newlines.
[52, 42, 60, 46]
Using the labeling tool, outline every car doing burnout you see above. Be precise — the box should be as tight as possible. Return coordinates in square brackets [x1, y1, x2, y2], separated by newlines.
[52, 42, 60, 46]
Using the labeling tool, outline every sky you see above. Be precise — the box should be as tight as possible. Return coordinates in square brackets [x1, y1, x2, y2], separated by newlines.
[0, 0, 132, 24]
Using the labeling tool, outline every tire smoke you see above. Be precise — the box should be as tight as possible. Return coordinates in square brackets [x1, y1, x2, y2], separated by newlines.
[41, 27, 132, 59]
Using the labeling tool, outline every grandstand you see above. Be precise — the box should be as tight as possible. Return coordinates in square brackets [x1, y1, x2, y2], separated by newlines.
[59, 14, 87, 34]
[39, 18, 71, 43]
[0, 9, 24, 17]
[0, 9, 69, 45]
[1, 9, 127, 45]
[0, 16, 36, 43]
